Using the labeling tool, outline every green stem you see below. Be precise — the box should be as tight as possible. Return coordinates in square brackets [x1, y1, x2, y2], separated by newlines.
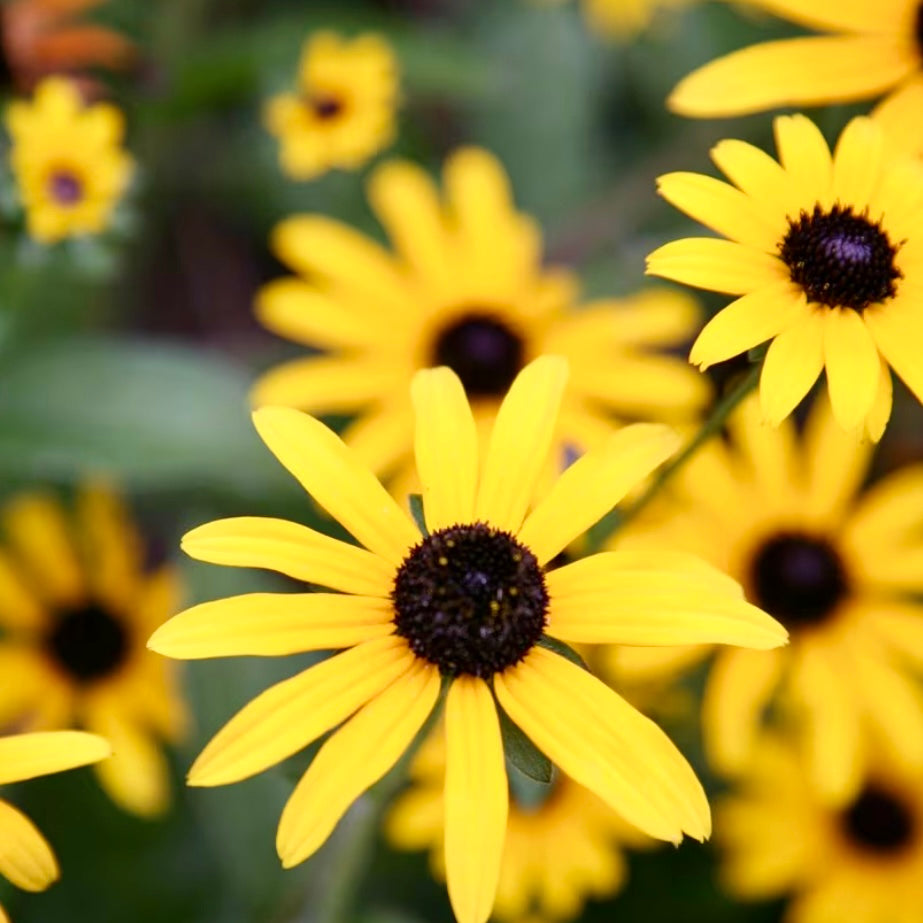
[587, 361, 762, 552]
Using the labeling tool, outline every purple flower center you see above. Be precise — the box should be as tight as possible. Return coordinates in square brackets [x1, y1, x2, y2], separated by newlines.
[47, 170, 84, 206]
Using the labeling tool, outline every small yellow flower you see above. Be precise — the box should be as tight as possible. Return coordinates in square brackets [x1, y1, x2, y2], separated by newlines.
[647, 113, 923, 440]
[718, 734, 923, 923]
[538, 0, 693, 39]
[0, 486, 186, 817]
[619, 394, 923, 804]
[387, 730, 653, 923]
[149, 357, 785, 923]
[264, 31, 399, 181]
[5, 76, 133, 243]
[0, 731, 110, 923]
[254, 147, 709, 497]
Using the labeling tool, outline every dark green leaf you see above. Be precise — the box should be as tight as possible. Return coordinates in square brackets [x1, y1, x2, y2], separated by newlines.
[408, 493, 428, 536]
[537, 635, 590, 671]
[498, 706, 552, 784]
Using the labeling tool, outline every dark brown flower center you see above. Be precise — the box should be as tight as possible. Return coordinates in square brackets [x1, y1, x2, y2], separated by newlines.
[307, 94, 344, 120]
[779, 204, 901, 311]
[842, 785, 915, 855]
[916, 3, 923, 62]
[47, 170, 83, 206]
[45, 604, 129, 682]
[432, 313, 524, 398]
[392, 523, 548, 677]
[748, 532, 848, 629]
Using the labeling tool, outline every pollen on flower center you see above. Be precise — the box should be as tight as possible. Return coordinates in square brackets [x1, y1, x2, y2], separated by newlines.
[432, 313, 525, 398]
[46, 603, 129, 682]
[842, 785, 915, 855]
[779, 204, 902, 311]
[47, 169, 83, 205]
[392, 522, 548, 678]
[748, 531, 848, 629]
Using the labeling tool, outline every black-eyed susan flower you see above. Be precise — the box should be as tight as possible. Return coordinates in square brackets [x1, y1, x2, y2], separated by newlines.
[254, 147, 709, 496]
[0, 486, 186, 817]
[264, 31, 398, 181]
[647, 113, 923, 440]
[536, 0, 693, 39]
[5, 76, 133, 243]
[669, 0, 923, 119]
[0, 730, 110, 922]
[387, 729, 654, 923]
[149, 357, 785, 923]
[619, 394, 923, 803]
[718, 734, 923, 923]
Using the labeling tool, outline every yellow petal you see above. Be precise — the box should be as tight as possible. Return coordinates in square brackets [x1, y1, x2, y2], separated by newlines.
[669, 35, 915, 118]
[149, 593, 394, 659]
[701, 648, 784, 775]
[709, 138, 797, 225]
[188, 636, 415, 787]
[0, 732, 111, 785]
[411, 367, 479, 532]
[444, 677, 508, 923]
[0, 549, 44, 631]
[864, 297, 923, 404]
[181, 517, 395, 597]
[831, 117, 884, 206]
[252, 407, 419, 565]
[646, 238, 787, 295]
[845, 463, 923, 553]
[823, 309, 880, 432]
[495, 647, 709, 843]
[873, 76, 923, 157]
[689, 282, 808, 368]
[738, 0, 910, 33]
[0, 800, 57, 892]
[518, 424, 680, 564]
[758, 308, 824, 425]
[474, 357, 568, 533]
[277, 661, 439, 867]
[545, 553, 786, 648]
[773, 114, 834, 205]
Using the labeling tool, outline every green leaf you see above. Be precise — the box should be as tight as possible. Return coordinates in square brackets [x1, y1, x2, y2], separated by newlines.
[498, 706, 552, 784]
[537, 635, 590, 671]
[408, 493, 428, 536]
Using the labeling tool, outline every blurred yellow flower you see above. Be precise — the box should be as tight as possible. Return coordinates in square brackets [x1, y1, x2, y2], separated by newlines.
[718, 734, 923, 923]
[264, 31, 399, 181]
[669, 0, 923, 119]
[387, 730, 654, 923]
[619, 394, 923, 804]
[648, 114, 923, 441]
[5, 76, 133, 243]
[150, 358, 784, 923]
[0, 486, 186, 817]
[254, 146, 709, 497]
[539, 0, 693, 39]
[0, 731, 110, 923]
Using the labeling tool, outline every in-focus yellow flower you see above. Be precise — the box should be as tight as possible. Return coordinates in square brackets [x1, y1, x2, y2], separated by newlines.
[387, 730, 653, 923]
[718, 734, 923, 923]
[5, 76, 133, 243]
[0, 486, 186, 816]
[647, 114, 923, 441]
[254, 147, 709, 496]
[264, 31, 398, 181]
[149, 357, 785, 923]
[669, 0, 923, 120]
[618, 394, 923, 804]
[0, 731, 110, 923]
[537, 0, 693, 39]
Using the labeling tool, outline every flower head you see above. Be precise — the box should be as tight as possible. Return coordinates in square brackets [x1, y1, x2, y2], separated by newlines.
[647, 114, 923, 440]
[5, 76, 133, 243]
[718, 734, 923, 923]
[0, 485, 186, 816]
[617, 394, 923, 803]
[150, 356, 785, 923]
[255, 147, 709, 496]
[536, 0, 694, 39]
[0, 730, 110, 921]
[264, 31, 398, 181]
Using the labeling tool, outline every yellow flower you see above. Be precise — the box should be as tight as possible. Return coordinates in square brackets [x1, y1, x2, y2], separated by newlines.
[149, 357, 785, 923]
[647, 113, 923, 441]
[718, 734, 923, 923]
[387, 730, 653, 923]
[264, 31, 398, 181]
[0, 486, 186, 817]
[254, 146, 709, 496]
[0, 731, 110, 923]
[619, 394, 923, 804]
[668, 0, 923, 119]
[537, 0, 693, 39]
[5, 76, 133, 243]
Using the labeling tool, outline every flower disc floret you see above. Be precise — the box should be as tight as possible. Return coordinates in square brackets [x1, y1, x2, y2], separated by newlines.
[433, 314, 525, 398]
[46, 604, 129, 682]
[393, 523, 548, 677]
[843, 785, 916, 855]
